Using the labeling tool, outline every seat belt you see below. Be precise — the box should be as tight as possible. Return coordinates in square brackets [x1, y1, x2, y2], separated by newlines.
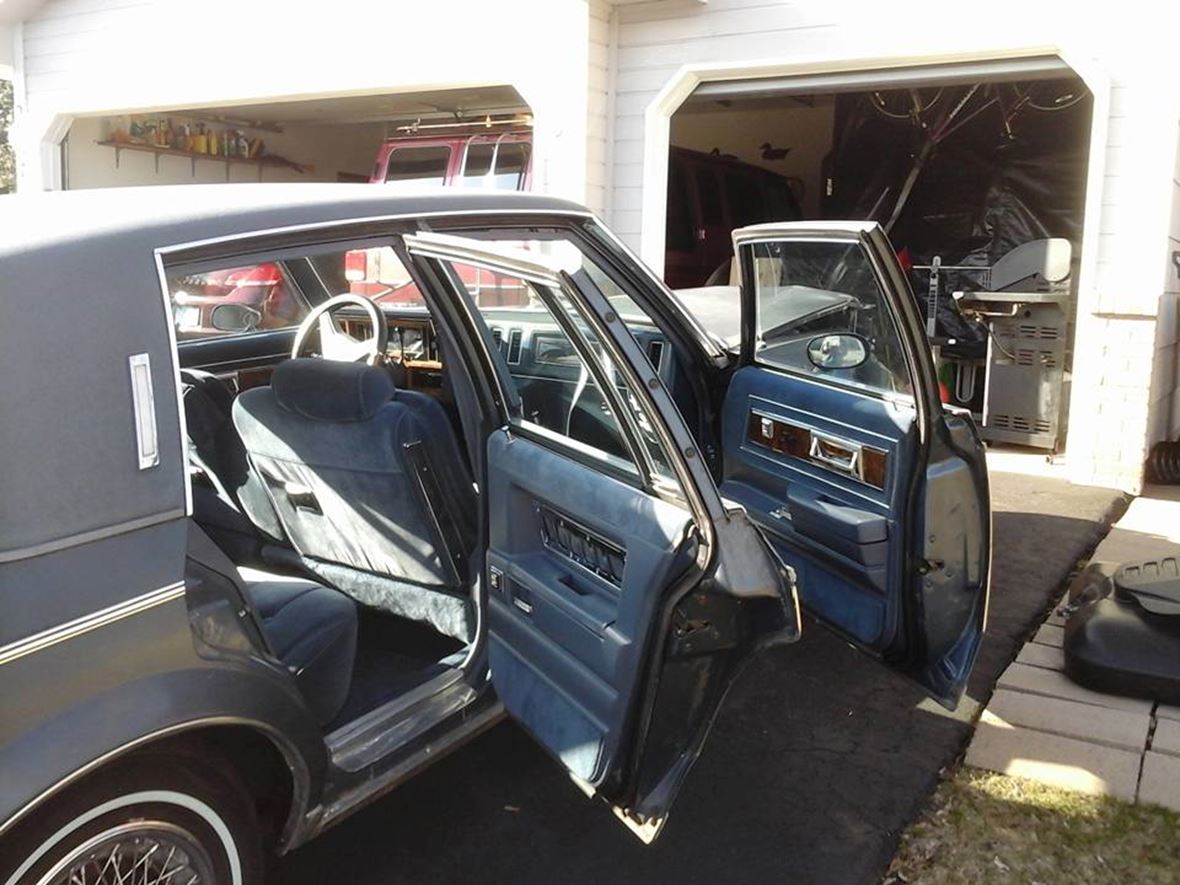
[402, 440, 468, 587]
[186, 439, 239, 513]
[567, 361, 591, 437]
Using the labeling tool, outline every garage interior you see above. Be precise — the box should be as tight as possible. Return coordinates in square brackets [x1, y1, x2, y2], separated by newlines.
[669, 61, 1094, 453]
[62, 84, 531, 189]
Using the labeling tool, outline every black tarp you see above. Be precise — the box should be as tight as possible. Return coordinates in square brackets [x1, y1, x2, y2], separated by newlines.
[822, 82, 1091, 356]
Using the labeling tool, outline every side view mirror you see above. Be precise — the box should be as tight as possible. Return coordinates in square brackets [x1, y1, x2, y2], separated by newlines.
[210, 303, 262, 334]
[807, 333, 868, 370]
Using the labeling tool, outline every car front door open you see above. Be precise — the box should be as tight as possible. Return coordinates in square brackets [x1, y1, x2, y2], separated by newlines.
[719, 221, 991, 708]
[403, 232, 800, 840]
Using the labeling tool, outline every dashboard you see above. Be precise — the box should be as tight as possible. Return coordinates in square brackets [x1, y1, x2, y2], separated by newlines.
[340, 306, 672, 395]
[340, 305, 676, 462]
[480, 308, 670, 383]
[339, 310, 446, 394]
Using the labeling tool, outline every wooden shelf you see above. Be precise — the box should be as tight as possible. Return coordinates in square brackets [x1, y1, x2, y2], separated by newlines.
[97, 140, 311, 181]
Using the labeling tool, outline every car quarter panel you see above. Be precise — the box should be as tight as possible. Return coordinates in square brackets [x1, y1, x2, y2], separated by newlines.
[0, 232, 186, 561]
[0, 520, 188, 645]
[0, 589, 326, 843]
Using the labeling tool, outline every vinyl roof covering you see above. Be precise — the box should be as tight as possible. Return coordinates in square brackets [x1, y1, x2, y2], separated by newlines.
[0, 184, 589, 562]
[0, 184, 590, 260]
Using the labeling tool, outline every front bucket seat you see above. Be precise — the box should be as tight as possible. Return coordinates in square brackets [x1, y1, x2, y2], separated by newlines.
[231, 358, 476, 642]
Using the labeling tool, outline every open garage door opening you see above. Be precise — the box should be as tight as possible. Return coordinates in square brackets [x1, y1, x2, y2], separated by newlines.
[62, 84, 532, 191]
[667, 59, 1094, 453]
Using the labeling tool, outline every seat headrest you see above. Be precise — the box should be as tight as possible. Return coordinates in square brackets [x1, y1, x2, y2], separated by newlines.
[271, 358, 394, 422]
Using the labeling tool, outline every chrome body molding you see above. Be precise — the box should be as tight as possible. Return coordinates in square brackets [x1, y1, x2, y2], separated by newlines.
[0, 582, 186, 668]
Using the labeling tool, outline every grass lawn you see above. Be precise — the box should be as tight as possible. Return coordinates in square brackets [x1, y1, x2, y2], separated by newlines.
[885, 769, 1180, 884]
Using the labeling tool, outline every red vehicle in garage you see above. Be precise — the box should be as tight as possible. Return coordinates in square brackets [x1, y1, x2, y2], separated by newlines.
[347, 129, 534, 307]
[170, 262, 306, 340]
[369, 129, 532, 190]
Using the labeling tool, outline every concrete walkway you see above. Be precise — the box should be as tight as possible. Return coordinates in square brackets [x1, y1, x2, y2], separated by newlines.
[966, 485, 1180, 811]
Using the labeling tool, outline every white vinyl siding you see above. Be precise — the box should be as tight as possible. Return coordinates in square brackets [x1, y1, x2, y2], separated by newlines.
[586, 0, 613, 216]
[1153, 123, 1180, 444]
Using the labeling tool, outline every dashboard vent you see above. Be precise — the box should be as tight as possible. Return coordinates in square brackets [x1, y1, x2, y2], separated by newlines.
[507, 328, 523, 365]
[646, 339, 665, 372]
[490, 327, 503, 354]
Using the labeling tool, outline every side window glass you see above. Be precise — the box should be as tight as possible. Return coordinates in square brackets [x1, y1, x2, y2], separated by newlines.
[385, 145, 451, 187]
[547, 285, 677, 484]
[438, 235, 657, 341]
[462, 141, 530, 191]
[492, 142, 530, 190]
[750, 240, 913, 398]
[459, 144, 494, 184]
[335, 247, 426, 310]
[441, 260, 636, 471]
[167, 261, 308, 341]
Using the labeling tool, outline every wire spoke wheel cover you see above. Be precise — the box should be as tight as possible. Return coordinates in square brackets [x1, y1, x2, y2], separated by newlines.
[35, 820, 215, 885]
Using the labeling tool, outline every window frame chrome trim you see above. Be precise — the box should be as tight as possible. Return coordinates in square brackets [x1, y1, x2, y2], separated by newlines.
[403, 233, 661, 487]
[152, 250, 193, 518]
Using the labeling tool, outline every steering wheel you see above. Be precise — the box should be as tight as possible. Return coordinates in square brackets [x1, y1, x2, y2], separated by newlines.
[291, 294, 388, 364]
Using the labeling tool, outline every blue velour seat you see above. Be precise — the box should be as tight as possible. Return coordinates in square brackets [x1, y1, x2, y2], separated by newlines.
[232, 359, 476, 642]
[186, 522, 357, 725]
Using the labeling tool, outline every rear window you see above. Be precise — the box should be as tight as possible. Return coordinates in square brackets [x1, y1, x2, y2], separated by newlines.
[460, 141, 530, 190]
[385, 145, 452, 187]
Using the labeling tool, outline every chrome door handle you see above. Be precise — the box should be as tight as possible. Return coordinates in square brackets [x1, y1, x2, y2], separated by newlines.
[809, 432, 862, 479]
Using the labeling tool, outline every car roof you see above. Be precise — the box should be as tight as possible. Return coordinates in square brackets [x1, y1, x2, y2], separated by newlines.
[0, 183, 591, 261]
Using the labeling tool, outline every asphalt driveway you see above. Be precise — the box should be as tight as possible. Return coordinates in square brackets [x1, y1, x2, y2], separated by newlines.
[281, 471, 1125, 884]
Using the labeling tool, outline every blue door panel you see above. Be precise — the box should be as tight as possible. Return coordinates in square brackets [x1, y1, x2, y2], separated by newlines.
[485, 429, 693, 784]
[722, 222, 990, 707]
[720, 365, 918, 650]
